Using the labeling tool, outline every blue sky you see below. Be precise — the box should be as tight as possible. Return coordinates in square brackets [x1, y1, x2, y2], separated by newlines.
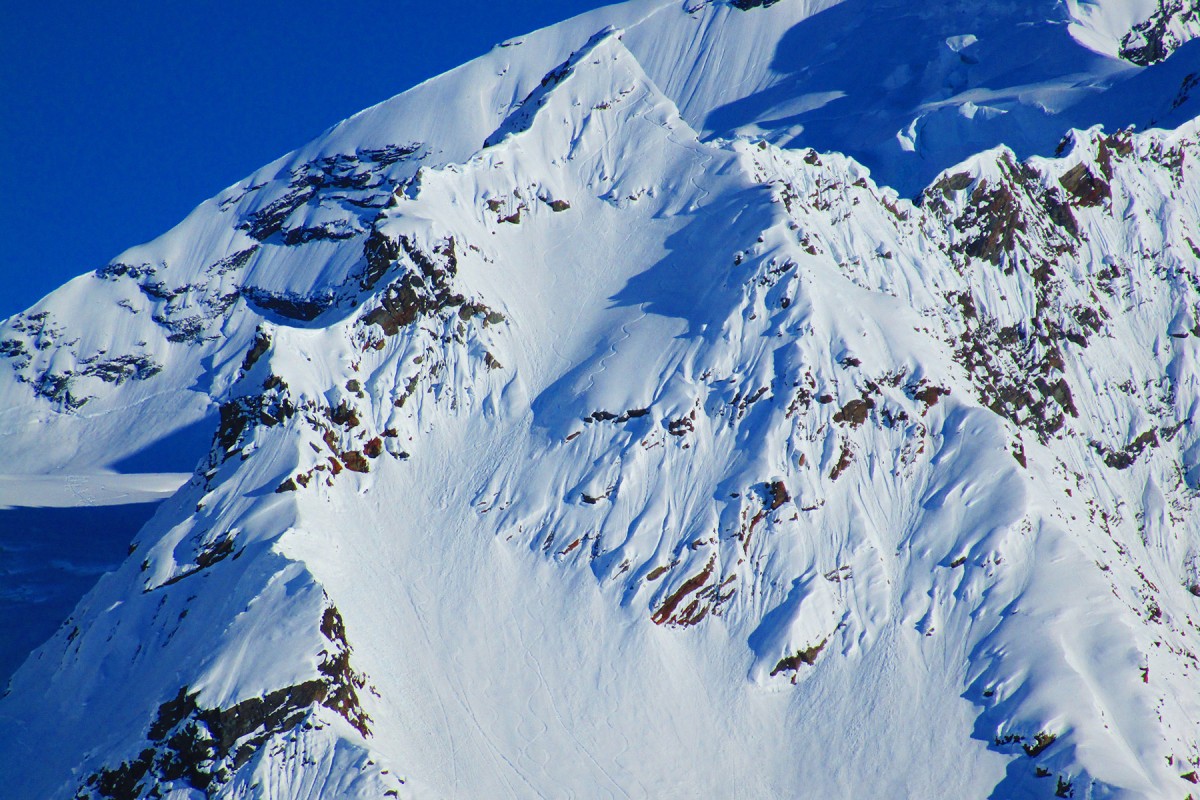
[0, 1, 616, 318]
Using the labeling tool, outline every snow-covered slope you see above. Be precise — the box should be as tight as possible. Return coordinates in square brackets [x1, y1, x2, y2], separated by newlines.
[1118, 0, 1200, 65]
[2, 2, 1199, 798]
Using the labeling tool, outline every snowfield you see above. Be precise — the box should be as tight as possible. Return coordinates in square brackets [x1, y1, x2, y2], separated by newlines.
[1, 1, 1199, 798]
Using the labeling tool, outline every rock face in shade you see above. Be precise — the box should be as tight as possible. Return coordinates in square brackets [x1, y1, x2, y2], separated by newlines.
[1, 2, 1199, 798]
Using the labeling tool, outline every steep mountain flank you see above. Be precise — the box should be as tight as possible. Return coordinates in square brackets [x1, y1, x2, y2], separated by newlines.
[2, 3, 1199, 798]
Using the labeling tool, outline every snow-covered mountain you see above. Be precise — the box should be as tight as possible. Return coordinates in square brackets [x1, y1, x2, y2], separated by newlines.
[2, 1, 1199, 797]
[1119, 0, 1200, 64]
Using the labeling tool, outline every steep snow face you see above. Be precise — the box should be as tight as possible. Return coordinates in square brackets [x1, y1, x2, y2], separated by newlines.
[2, 7, 1200, 800]
[1068, 0, 1161, 57]
[1117, 0, 1200, 65]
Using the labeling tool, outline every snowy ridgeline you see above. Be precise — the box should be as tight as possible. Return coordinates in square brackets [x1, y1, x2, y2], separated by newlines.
[1, 1, 1199, 798]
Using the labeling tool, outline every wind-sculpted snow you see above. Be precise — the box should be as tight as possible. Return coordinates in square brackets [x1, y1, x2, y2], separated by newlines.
[1, 4, 1199, 799]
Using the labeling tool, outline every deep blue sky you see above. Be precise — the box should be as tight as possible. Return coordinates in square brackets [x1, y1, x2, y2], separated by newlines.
[0, 1, 615, 318]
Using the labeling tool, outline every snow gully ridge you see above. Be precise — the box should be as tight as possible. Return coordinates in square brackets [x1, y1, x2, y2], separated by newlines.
[1, 1, 1199, 797]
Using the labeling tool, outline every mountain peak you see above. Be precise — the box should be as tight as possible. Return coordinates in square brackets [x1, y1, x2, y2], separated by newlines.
[484, 26, 629, 148]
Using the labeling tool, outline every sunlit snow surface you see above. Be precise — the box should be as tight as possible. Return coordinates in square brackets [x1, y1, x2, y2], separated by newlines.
[1, 1, 1199, 798]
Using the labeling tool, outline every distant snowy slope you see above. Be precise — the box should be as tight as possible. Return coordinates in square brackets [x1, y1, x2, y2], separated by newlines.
[0, 473, 185, 686]
[1, 2, 1199, 799]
